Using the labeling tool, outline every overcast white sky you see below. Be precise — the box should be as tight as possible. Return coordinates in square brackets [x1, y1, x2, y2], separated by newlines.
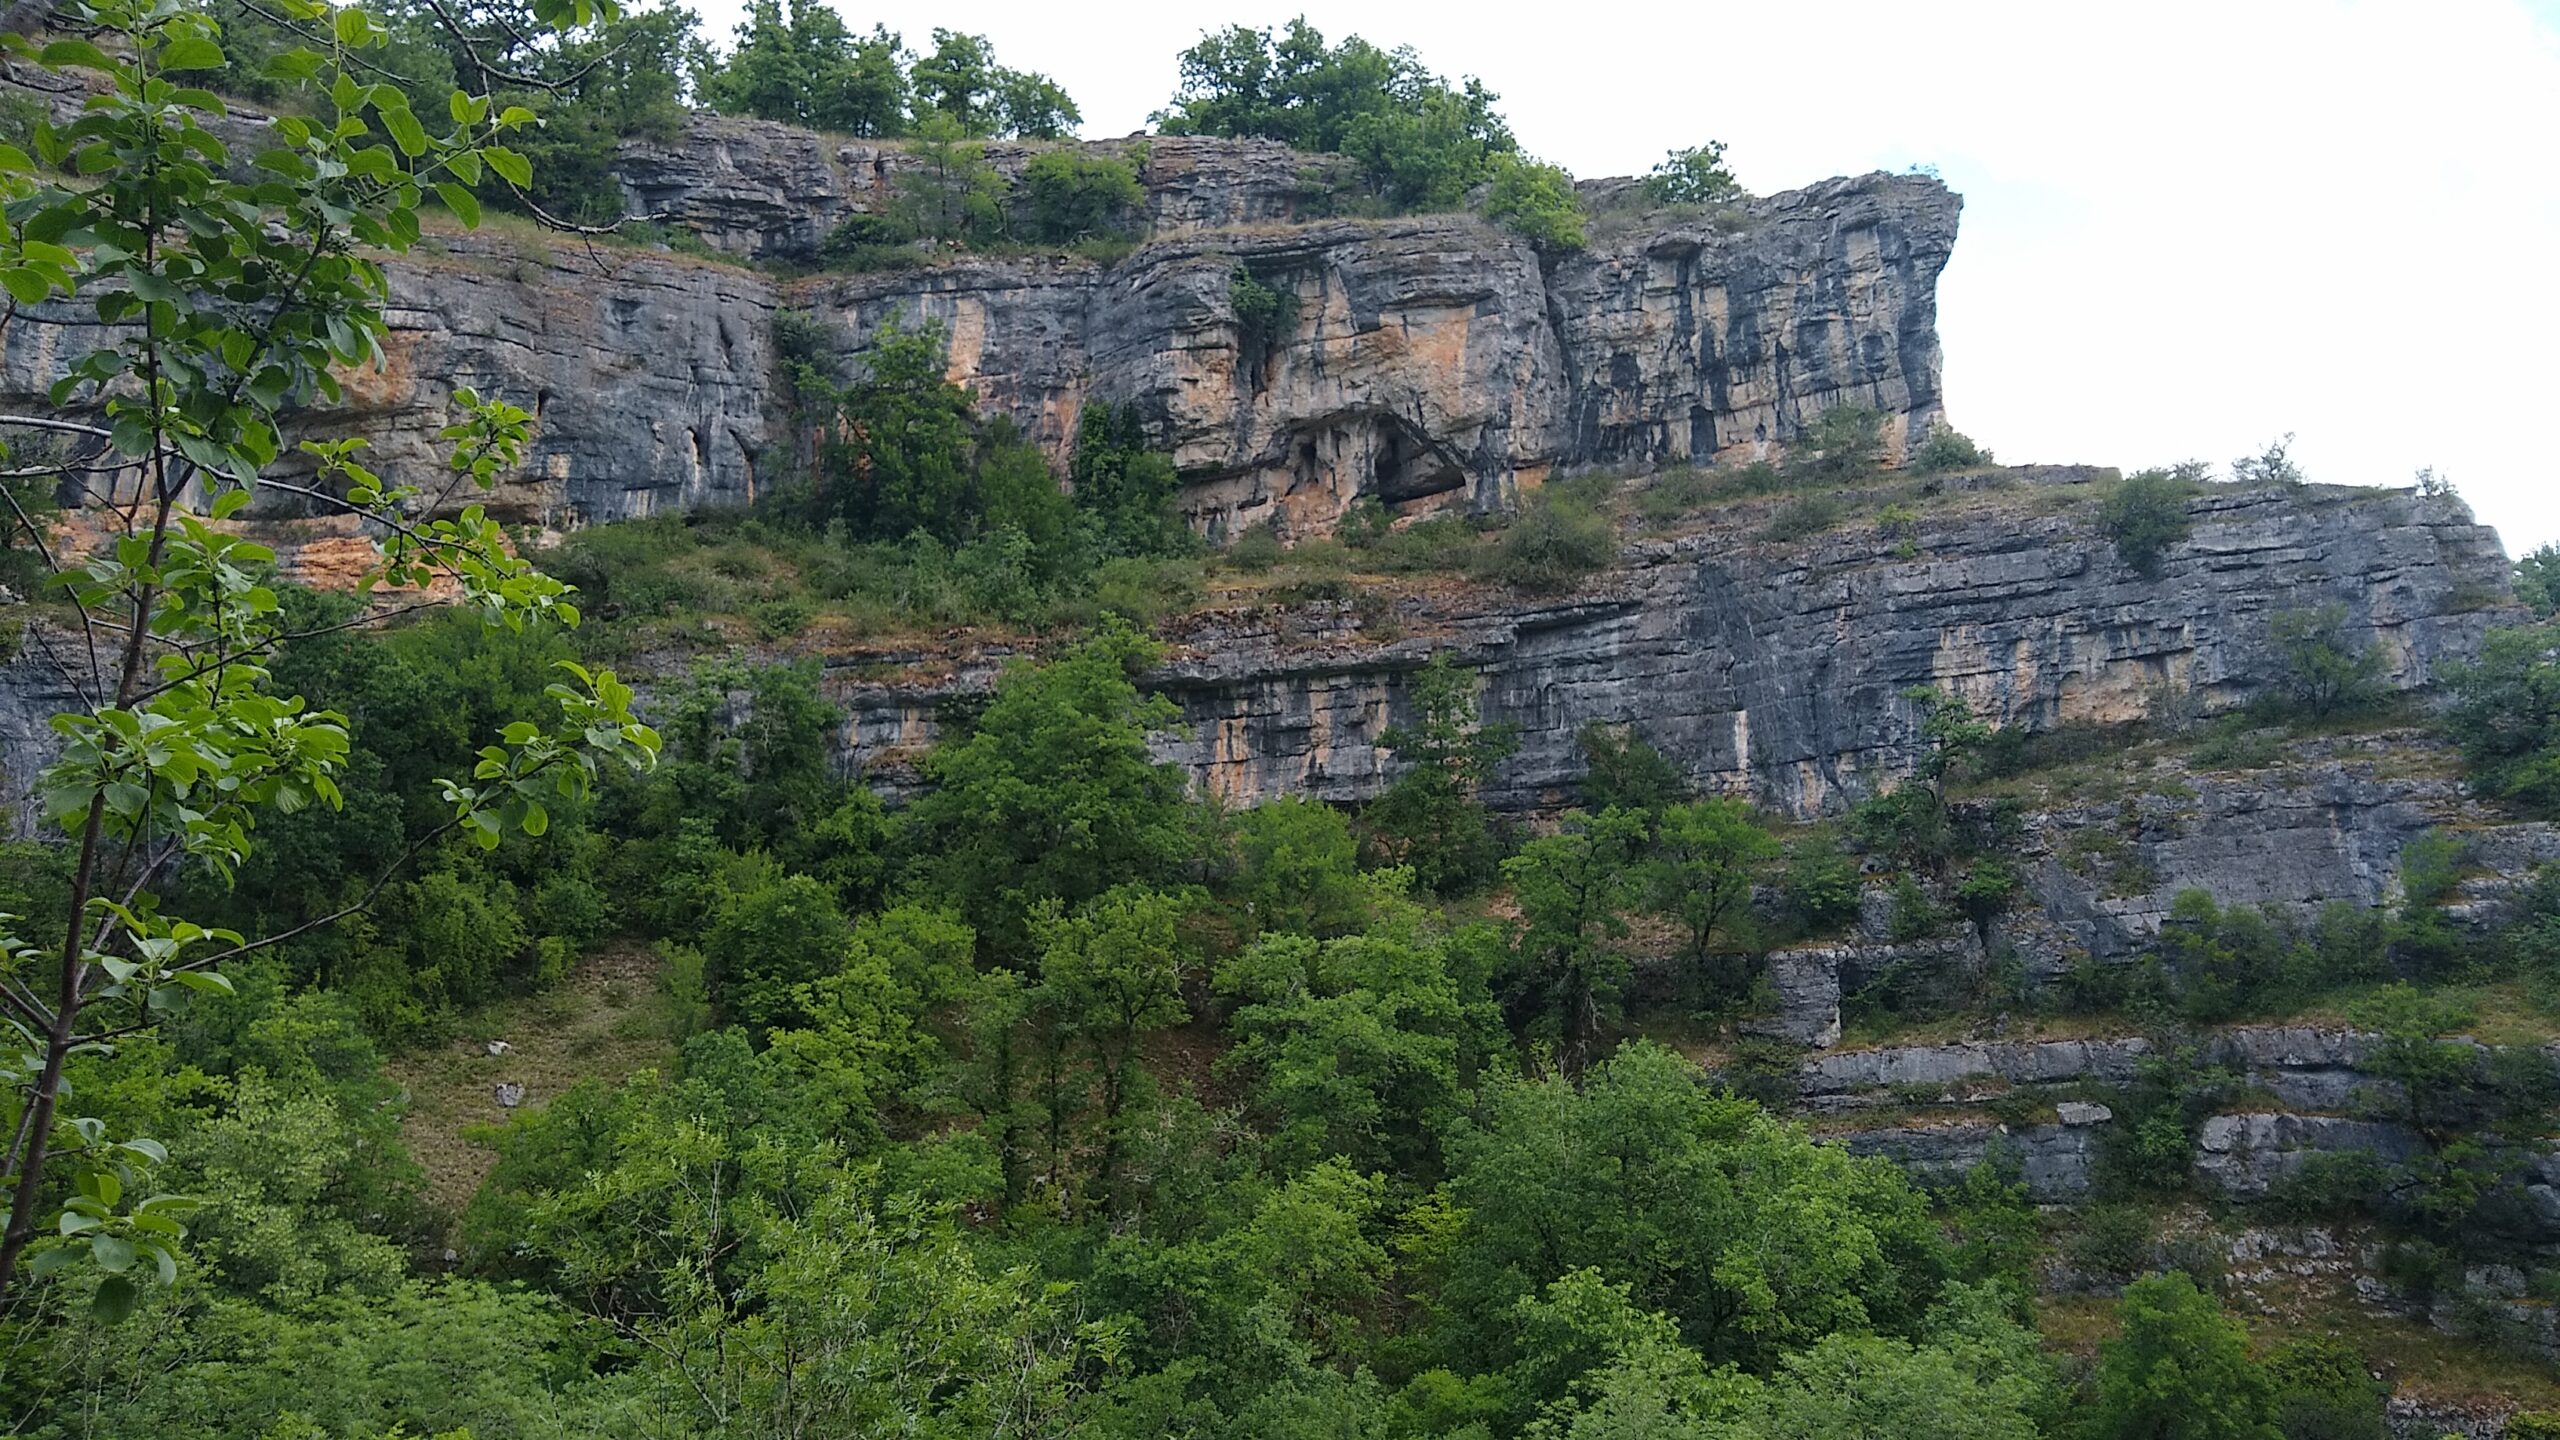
[699, 0, 2560, 555]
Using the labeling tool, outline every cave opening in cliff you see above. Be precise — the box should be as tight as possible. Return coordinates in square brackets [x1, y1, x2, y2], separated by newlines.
[1367, 415, 1465, 505]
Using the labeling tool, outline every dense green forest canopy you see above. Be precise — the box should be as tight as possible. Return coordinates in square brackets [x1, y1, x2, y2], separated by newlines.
[4, 0, 2560, 1436]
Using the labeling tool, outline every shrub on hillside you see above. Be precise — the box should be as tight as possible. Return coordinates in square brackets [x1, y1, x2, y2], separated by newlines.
[2441, 622, 2560, 811]
[1229, 265, 1297, 352]
[1478, 491, 1615, 590]
[1483, 155, 1585, 251]
[2517, 544, 2559, 618]
[1225, 519, 1286, 571]
[1781, 836, 1863, 935]
[2231, 433, 2305, 487]
[2098, 469, 2201, 576]
[1643, 142, 1739, 205]
[2268, 603, 2385, 719]
[1021, 149, 1143, 244]
[1763, 493, 1845, 542]
[1909, 422, 1993, 473]
[1787, 405, 1885, 482]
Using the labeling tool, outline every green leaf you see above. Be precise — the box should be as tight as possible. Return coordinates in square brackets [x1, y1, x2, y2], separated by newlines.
[263, 47, 322, 82]
[158, 36, 226, 71]
[448, 90, 489, 126]
[38, 39, 111, 70]
[482, 145, 531, 188]
[332, 7, 376, 46]
[434, 182, 481, 228]
[381, 106, 427, 158]
[1, 268, 53, 305]
[27, 1246, 79, 1278]
[89, 1234, 135, 1273]
[91, 1276, 138, 1324]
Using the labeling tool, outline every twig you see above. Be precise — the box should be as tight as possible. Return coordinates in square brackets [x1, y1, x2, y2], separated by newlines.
[120, 597, 445, 705]
[0, 416, 113, 440]
[0, 464, 105, 708]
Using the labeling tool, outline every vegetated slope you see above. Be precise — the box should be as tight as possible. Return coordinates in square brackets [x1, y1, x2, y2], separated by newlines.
[14, 12, 2560, 1432]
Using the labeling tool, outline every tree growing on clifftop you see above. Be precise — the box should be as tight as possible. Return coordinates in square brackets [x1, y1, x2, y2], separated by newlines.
[1155, 18, 1515, 210]
[1644, 141, 1740, 205]
[2099, 467, 2203, 576]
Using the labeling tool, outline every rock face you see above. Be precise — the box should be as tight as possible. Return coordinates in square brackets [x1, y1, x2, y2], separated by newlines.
[822, 480, 2513, 821]
[612, 120, 1359, 262]
[369, 240, 782, 526]
[790, 170, 1956, 538]
[2193, 1112, 2427, 1197]
[1832, 1119, 2101, 1202]
[0, 95, 1957, 538]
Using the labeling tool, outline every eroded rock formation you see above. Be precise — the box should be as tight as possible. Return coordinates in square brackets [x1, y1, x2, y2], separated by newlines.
[0, 90, 1959, 538]
[823, 478, 2516, 821]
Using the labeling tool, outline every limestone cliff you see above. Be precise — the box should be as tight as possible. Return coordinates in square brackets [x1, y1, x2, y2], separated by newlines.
[821, 477, 2514, 820]
[602, 119, 1958, 535]
[796, 170, 1955, 536]
[0, 93, 1956, 537]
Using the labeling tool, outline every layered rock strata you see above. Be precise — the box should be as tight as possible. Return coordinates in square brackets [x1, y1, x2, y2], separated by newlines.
[825, 481, 2514, 823]
[0, 85, 1961, 537]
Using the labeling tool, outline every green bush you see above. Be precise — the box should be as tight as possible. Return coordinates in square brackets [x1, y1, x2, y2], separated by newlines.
[817, 210, 921, 271]
[1090, 556, 1202, 625]
[1362, 653, 1520, 894]
[1157, 19, 1515, 211]
[1850, 786, 1953, 868]
[2064, 1203, 2157, 1284]
[2273, 1332, 2385, 1434]
[1952, 861, 2017, 938]
[2517, 544, 2559, 619]
[1885, 874, 1942, 942]
[1227, 519, 1286, 571]
[1230, 265, 1297, 352]
[2190, 715, 2284, 770]
[2268, 603, 2385, 718]
[1337, 496, 1395, 549]
[1477, 491, 1615, 590]
[1630, 462, 1790, 526]
[2231, 433, 2305, 487]
[1370, 514, 1483, 573]
[1071, 402, 1188, 558]
[1781, 836, 1863, 934]
[2441, 622, 2560, 811]
[1483, 154, 1585, 251]
[2098, 469, 2201, 576]
[1642, 142, 1738, 205]
[752, 598, 812, 639]
[1763, 493, 1845, 542]
[1020, 149, 1143, 244]
[1576, 723, 1688, 814]
[1787, 405, 1885, 482]
[1909, 423, 1992, 473]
